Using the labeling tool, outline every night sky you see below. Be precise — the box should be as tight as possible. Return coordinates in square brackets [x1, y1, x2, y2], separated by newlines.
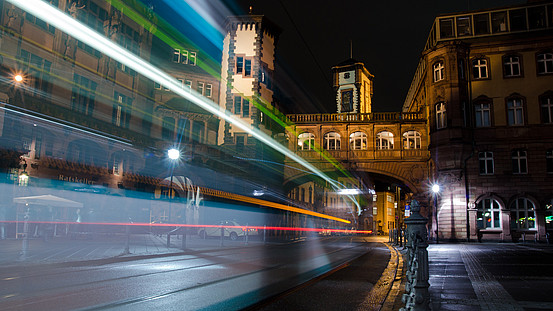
[221, 0, 525, 113]
[154, 0, 526, 113]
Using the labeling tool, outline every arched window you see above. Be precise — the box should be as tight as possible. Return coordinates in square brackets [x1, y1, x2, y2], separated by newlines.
[324, 132, 341, 150]
[510, 198, 536, 230]
[476, 197, 501, 229]
[349, 131, 367, 150]
[308, 186, 313, 204]
[376, 131, 394, 150]
[298, 133, 315, 150]
[436, 102, 447, 129]
[402, 131, 421, 149]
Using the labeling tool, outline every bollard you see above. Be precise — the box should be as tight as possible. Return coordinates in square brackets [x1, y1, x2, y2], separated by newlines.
[245, 223, 249, 246]
[181, 228, 186, 250]
[220, 225, 224, 247]
[401, 199, 430, 311]
[166, 233, 171, 248]
[124, 224, 130, 254]
[263, 225, 267, 245]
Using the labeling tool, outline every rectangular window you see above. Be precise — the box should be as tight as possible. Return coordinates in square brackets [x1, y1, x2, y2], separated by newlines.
[537, 53, 553, 74]
[234, 96, 241, 115]
[341, 89, 353, 112]
[189, 52, 197, 66]
[504, 56, 521, 77]
[71, 73, 97, 116]
[456, 16, 472, 36]
[439, 18, 454, 38]
[475, 103, 491, 127]
[509, 9, 527, 31]
[491, 11, 507, 33]
[512, 150, 528, 174]
[112, 92, 132, 128]
[197, 82, 204, 95]
[236, 56, 244, 74]
[181, 50, 188, 64]
[474, 13, 490, 35]
[184, 80, 192, 91]
[541, 96, 553, 124]
[242, 99, 250, 117]
[177, 78, 184, 89]
[528, 6, 546, 29]
[236, 135, 245, 153]
[433, 62, 444, 82]
[436, 102, 447, 129]
[154, 81, 162, 90]
[205, 84, 212, 98]
[507, 98, 524, 125]
[244, 59, 252, 76]
[479, 152, 494, 175]
[472, 59, 488, 79]
[547, 150, 553, 173]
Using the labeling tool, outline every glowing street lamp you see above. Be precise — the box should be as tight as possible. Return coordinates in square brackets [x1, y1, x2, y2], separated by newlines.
[14, 74, 23, 83]
[168, 148, 180, 160]
[432, 183, 440, 243]
[167, 148, 180, 223]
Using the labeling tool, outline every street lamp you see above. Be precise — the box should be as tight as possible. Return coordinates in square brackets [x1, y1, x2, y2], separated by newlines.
[14, 74, 23, 83]
[167, 148, 180, 222]
[432, 184, 440, 243]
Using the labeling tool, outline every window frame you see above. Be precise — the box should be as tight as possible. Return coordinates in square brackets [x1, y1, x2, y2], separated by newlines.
[474, 100, 492, 127]
[472, 57, 489, 80]
[349, 131, 367, 150]
[376, 131, 394, 150]
[402, 131, 421, 149]
[506, 95, 526, 126]
[540, 93, 553, 124]
[323, 132, 341, 150]
[537, 52, 553, 75]
[512, 149, 528, 174]
[298, 133, 315, 150]
[476, 197, 502, 229]
[235, 54, 252, 76]
[433, 61, 445, 82]
[510, 198, 536, 230]
[478, 151, 494, 175]
[502, 54, 522, 78]
[436, 102, 447, 129]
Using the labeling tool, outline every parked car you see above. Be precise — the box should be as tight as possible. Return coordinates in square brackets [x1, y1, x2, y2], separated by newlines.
[198, 220, 258, 241]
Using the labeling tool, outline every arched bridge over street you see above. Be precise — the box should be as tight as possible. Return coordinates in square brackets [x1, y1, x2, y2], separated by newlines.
[284, 111, 432, 194]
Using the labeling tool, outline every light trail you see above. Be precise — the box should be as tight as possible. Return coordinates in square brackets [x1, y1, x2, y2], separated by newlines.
[0, 220, 371, 234]
[7, 0, 349, 194]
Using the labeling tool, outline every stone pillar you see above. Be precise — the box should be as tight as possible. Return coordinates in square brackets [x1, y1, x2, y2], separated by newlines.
[501, 208, 511, 242]
[402, 199, 430, 311]
[468, 206, 478, 240]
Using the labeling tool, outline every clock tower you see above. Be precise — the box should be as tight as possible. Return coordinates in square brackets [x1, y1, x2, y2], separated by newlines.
[332, 58, 374, 113]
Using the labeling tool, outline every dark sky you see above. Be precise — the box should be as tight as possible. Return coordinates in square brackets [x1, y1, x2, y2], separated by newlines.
[220, 0, 525, 113]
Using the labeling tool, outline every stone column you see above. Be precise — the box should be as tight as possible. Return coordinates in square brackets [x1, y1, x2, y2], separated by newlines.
[468, 206, 478, 240]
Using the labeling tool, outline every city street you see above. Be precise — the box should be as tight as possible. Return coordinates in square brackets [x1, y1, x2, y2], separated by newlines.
[0, 236, 390, 311]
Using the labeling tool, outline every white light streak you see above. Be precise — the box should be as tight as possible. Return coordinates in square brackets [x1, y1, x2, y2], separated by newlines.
[8, 0, 358, 209]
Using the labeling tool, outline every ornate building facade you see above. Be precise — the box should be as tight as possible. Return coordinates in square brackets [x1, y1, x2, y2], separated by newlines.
[403, 1, 553, 241]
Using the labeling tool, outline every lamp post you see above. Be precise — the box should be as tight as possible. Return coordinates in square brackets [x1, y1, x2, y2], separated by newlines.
[167, 148, 179, 248]
[432, 184, 440, 244]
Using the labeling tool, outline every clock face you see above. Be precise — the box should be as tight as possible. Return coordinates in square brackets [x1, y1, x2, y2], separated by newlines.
[340, 70, 355, 84]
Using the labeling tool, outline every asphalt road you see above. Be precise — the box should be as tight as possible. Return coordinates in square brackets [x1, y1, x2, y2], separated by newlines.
[0, 236, 389, 311]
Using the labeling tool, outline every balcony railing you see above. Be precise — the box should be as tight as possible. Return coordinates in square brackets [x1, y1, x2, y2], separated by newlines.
[291, 149, 430, 161]
[287, 112, 425, 124]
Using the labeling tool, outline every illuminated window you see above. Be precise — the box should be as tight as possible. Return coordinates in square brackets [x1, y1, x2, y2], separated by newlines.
[298, 133, 315, 150]
[537, 53, 553, 74]
[323, 132, 341, 150]
[547, 150, 553, 173]
[475, 102, 491, 127]
[546, 199, 553, 230]
[472, 58, 488, 79]
[503, 55, 521, 77]
[512, 150, 527, 174]
[112, 92, 132, 128]
[477, 198, 501, 229]
[541, 94, 553, 124]
[507, 97, 525, 125]
[189, 52, 197, 66]
[436, 102, 447, 129]
[197, 82, 204, 95]
[479, 152, 494, 175]
[349, 132, 367, 150]
[510, 198, 536, 230]
[402, 131, 421, 149]
[341, 89, 353, 112]
[376, 131, 394, 150]
[433, 61, 444, 82]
